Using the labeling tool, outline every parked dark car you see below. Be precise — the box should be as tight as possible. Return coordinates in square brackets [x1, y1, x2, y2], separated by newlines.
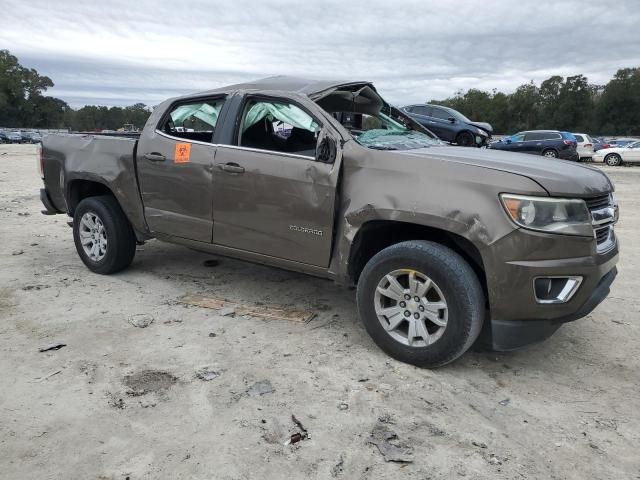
[0, 130, 9, 143]
[5, 131, 23, 143]
[22, 131, 42, 143]
[489, 130, 578, 160]
[401, 104, 492, 147]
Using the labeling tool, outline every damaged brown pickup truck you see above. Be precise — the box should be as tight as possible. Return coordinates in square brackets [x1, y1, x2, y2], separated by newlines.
[40, 76, 619, 367]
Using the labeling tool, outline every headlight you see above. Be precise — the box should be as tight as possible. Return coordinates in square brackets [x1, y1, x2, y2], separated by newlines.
[500, 194, 592, 236]
[476, 127, 487, 136]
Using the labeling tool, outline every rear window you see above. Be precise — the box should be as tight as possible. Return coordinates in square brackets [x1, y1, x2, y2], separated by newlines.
[574, 134, 584, 142]
[524, 132, 544, 141]
[160, 98, 226, 143]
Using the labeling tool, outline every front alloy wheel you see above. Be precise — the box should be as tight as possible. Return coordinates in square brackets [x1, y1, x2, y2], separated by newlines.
[375, 269, 448, 347]
[356, 240, 485, 368]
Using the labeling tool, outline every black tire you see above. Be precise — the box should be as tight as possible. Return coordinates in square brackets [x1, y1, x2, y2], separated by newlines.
[455, 131, 475, 147]
[542, 149, 558, 158]
[605, 153, 622, 166]
[73, 195, 136, 274]
[357, 240, 485, 368]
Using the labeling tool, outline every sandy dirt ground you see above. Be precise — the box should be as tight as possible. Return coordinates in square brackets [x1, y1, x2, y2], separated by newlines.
[1, 144, 638, 480]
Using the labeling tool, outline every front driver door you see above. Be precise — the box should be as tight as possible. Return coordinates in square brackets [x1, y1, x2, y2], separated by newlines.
[212, 96, 339, 267]
[137, 96, 226, 242]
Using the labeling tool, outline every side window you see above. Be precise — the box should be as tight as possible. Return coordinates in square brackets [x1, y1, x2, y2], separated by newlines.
[430, 107, 451, 120]
[523, 132, 540, 141]
[239, 99, 320, 157]
[161, 98, 225, 143]
[574, 134, 584, 142]
[413, 106, 430, 116]
[512, 133, 526, 142]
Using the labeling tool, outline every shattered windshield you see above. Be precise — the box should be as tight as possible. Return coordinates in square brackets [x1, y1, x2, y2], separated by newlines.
[353, 112, 441, 150]
[315, 84, 441, 151]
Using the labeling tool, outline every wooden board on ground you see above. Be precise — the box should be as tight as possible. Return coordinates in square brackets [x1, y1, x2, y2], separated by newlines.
[177, 294, 315, 323]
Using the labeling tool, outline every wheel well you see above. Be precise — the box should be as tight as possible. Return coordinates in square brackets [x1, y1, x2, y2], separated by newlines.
[67, 180, 114, 215]
[542, 148, 558, 154]
[348, 220, 487, 297]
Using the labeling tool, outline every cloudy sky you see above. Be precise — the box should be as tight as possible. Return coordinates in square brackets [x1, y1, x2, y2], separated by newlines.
[2, 0, 639, 108]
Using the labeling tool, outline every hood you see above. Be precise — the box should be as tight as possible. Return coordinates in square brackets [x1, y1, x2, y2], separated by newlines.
[398, 146, 613, 197]
[468, 121, 493, 134]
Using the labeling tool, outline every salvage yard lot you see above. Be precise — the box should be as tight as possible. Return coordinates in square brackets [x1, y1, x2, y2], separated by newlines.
[1, 144, 638, 479]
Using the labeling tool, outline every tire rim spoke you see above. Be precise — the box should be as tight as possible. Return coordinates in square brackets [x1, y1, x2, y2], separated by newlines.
[374, 269, 448, 348]
[79, 212, 107, 261]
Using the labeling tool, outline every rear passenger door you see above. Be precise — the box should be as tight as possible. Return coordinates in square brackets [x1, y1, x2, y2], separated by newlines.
[136, 96, 226, 242]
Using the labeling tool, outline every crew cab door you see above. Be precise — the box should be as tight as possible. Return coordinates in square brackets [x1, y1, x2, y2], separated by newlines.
[427, 106, 457, 142]
[136, 96, 226, 242]
[212, 96, 339, 267]
[508, 133, 527, 152]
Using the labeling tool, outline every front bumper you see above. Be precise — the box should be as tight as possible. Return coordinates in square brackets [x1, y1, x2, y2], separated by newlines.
[481, 227, 619, 350]
[486, 267, 617, 350]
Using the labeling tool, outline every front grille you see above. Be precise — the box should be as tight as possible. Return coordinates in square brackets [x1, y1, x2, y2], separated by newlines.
[595, 227, 610, 244]
[585, 194, 611, 211]
[585, 193, 616, 252]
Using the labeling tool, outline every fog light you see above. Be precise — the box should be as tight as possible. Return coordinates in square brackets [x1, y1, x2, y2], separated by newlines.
[534, 276, 582, 304]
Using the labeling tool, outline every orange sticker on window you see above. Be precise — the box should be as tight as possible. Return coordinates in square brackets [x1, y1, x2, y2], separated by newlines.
[175, 143, 191, 163]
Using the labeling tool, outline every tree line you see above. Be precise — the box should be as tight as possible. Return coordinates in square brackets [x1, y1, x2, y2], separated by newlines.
[2, 48, 640, 134]
[0, 50, 151, 131]
[431, 68, 640, 135]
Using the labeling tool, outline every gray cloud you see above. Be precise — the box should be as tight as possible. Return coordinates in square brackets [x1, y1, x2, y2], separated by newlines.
[2, 0, 639, 107]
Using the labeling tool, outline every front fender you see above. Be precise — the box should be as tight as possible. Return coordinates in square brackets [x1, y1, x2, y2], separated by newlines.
[327, 142, 546, 282]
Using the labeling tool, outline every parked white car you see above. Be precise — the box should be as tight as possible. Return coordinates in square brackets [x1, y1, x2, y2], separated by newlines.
[593, 140, 640, 166]
[572, 133, 595, 160]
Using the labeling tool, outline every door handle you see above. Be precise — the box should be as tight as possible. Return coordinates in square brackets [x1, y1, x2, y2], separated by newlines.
[217, 162, 245, 174]
[144, 153, 166, 162]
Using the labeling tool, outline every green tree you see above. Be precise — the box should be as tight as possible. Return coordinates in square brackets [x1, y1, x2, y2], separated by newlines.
[596, 68, 640, 135]
[0, 49, 58, 127]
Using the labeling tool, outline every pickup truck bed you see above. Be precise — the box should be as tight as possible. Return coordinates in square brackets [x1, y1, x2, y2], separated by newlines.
[42, 133, 148, 237]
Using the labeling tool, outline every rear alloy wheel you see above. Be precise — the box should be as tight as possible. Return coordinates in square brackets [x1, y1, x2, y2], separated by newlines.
[542, 149, 558, 158]
[357, 240, 484, 368]
[605, 153, 622, 166]
[73, 195, 136, 274]
[455, 131, 475, 147]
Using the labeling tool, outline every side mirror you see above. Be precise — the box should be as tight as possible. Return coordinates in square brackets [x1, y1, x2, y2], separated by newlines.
[316, 135, 337, 163]
[505, 138, 512, 144]
[447, 117, 456, 123]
